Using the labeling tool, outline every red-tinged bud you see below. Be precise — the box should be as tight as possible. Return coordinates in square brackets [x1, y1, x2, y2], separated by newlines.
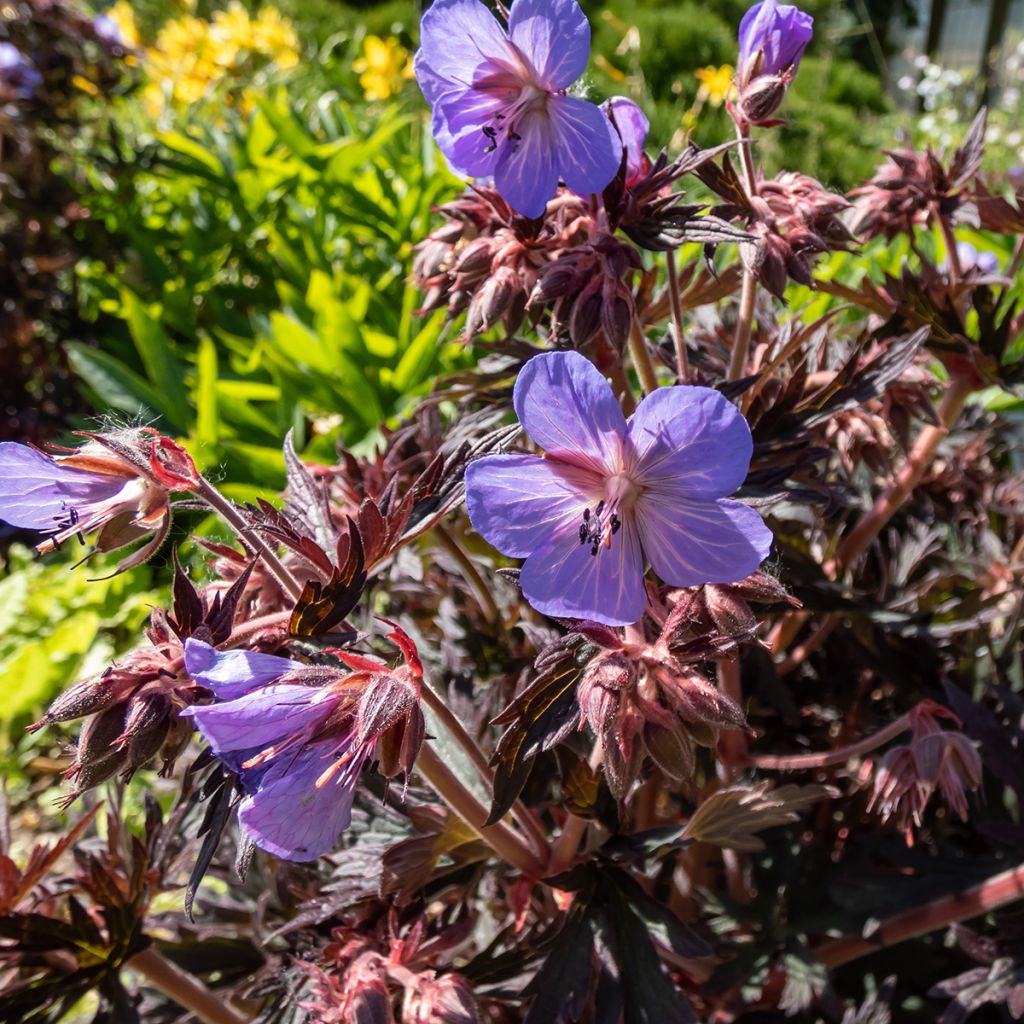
[27, 673, 130, 732]
[117, 689, 171, 749]
[74, 705, 128, 768]
[122, 718, 171, 781]
[734, 73, 788, 128]
[600, 285, 633, 354]
[643, 723, 696, 783]
[342, 953, 394, 1024]
[403, 971, 480, 1024]
[568, 276, 604, 347]
[453, 237, 495, 280]
[148, 435, 200, 491]
[657, 668, 747, 731]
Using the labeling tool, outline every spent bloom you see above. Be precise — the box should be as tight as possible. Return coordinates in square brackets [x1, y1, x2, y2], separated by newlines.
[465, 352, 772, 625]
[865, 700, 983, 844]
[732, 0, 813, 127]
[414, 0, 621, 218]
[0, 429, 198, 567]
[181, 629, 424, 861]
[0, 42, 42, 99]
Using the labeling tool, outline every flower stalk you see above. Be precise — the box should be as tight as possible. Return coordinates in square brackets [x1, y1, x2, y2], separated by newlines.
[130, 947, 251, 1024]
[664, 248, 690, 382]
[628, 318, 661, 395]
[729, 123, 759, 382]
[433, 522, 501, 627]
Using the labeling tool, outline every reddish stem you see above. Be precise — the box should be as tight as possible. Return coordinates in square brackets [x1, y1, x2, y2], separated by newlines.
[130, 948, 251, 1024]
[816, 861, 1024, 968]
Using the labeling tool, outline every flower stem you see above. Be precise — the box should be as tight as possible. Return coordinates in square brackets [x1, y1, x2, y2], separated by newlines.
[225, 610, 293, 646]
[829, 375, 974, 572]
[419, 680, 550, 861]
[717, 657, 750, 903]
[130, 947, 251, 1024]
[609, 363, 638, 414]
[548, 813, 589, 874]
[729, 123, 758, 383]
[434, 523, 500, 627]
[665, 248, 690, 382]
[815, 861, 1024, 968]
[938, 213, 963, 291]
[628, 319, 660, 395]
[416, 741, 546, 876]
[751, 710, 912, 771]
[195, 476, 303, 601]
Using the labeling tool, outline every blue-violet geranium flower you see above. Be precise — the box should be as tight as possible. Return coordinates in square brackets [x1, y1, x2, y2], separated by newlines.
[414, 0, 621, 218]
[181, 632, 424, 862]
[738, 0, 814, 79]
[465, 352, 773, 626]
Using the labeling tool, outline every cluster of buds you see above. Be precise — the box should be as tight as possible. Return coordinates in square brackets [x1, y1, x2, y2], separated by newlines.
[298, 922, 479, 1024]
[28, 637, 199, 805]
[0, 427, 199, 572]
[413, 185, 588, 341]
[730, 0, 813, 129]
[742, 171, 853, 296]
[530, 234, 642, 355]
[848, 112, 986, 242]
[575, 576, 797, 798]
[864, 700, 983, 844]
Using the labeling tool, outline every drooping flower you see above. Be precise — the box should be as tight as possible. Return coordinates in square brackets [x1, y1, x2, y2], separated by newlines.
[0, 429, 198, 568]
[414, 0, 621, 218]
[181, 630, 424, 861]
[604, 96, 649, 185]
[0, 42, 42, 99]
[465, 352, 772, 626]
[732, 0, 812, 128]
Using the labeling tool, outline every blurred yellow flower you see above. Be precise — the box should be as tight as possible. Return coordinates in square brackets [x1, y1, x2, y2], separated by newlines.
[353, 34, 412, 101]
[106, 0, 140, 49]
[695, 64, 735, 108]
[139, 4, 300, 113]
[251, 7, 300, 69]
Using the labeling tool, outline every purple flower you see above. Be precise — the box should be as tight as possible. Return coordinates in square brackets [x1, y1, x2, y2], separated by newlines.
[0, 432, 197, 562]
[181, 636, 424, 862]
[738, 0, 814, 78]
[605, 96, 649, 185]
[955, 241, 999, 275]
[465, 352, 772, 626]
[0, 42, 42, 99]
[93, 14, 123, 46]
[414, 0, 620, 218]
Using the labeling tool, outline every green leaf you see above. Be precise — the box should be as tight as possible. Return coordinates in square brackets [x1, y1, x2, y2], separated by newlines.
[66, 344, 166, 425]
[194, 335, 220, 450]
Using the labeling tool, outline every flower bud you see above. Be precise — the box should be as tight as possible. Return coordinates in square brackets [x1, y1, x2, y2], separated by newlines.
[403, 971, 480, 1024]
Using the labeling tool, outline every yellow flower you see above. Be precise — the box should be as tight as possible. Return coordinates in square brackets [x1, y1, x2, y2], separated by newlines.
[695, 64, 735, 108]
[251, 7, 300, 69]
[106, 0, 141, 49]
[353, 34, 412, 101]
[209, 2, 255, 69]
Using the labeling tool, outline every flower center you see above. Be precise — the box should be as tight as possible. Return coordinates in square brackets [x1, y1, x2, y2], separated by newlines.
[480, 79, 550, 155]
[578, 473, 640, 557]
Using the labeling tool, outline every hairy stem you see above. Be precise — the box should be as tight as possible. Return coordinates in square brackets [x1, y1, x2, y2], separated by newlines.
[717, 657, 749, 903]
[830, 375, 974, 572]
[815, 861, 1024, 968]
[195, 476, 303, 601]
[609, 363, 638, 414]
[665, 247, 690, 382]
[434, 523, 500, 627]
[751, 710, 912, 771]
[130, 948, 251, 1024]
[419, 681, 550, 861]
[729, 123, 758, 383]
[416, 741, 546, 876]
[628, 319, 660, 395]
[225, 610, 293, 646]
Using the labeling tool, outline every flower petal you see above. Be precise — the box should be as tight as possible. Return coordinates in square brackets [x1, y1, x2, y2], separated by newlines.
[513, 351, 627, 471]
[180, 684, 327, 755]
[520, 518, 645, 626]
[605, 96, 649, 181]
[548, 94, 621, 200]
[465, 453, 597, 558]
[431, 87, 507, 177]
[493, 107, 559, 217]
[508, 0, 590, 89]
[414, 0, 515, 104]
[636, 495, 773, 588]
[0, 442, 124, 531]
[627, 386, 753, 499]
[238, 741, 366, 861]
[183, 638, 294, 700]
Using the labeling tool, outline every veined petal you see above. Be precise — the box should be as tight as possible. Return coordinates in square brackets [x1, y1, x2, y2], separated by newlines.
[0, 442, 124, 531]
[508, 0, 590, 89]
[180, 684, 327, 755]
[238, 740, 366, 861]
[627, 386, 753, 499]
[493, 107, 559, 218]
[465, 454, 597, 558]
[183, 638, 294, 700]
[520, 518, 645, 626]
[636, 495, 772, 588]
[415, 0, 516, 102]
[513, 351, 627, 471]
[432, 88, 507, 177]
[548, 95, 621, 200]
